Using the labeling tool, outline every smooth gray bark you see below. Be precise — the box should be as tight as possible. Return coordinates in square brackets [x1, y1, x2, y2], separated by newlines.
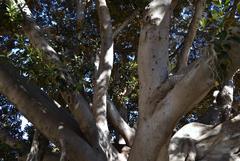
[170, 115, 240, 161]
[2, 1, 240, 161]
[0, 60, 105, 161]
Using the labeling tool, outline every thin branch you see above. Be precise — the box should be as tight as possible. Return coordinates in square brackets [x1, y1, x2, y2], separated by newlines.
[93, 0, 113, 133]
[26, 130, 49, 161]
[107, 100, 135, 146]
[59, 138, 67, 161]
[177, 0, 206, 71]
[75, 0, 89, 39]
[76, 0, 87, 29]
[113, 10, 139, 39]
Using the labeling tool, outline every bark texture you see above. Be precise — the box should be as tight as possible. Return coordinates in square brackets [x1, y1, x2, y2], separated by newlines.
[0, 59, 105, 161]
[1, 0, 240, 161]
[170, 115, 240, 161]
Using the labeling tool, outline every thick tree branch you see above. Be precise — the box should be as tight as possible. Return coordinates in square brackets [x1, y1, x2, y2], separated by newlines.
[136, 0, 172, 123]
[130, 52, 216, 161]
[177, 0, 206, 71]
[107, 100, 135, 146]
[129, 1, 173, 160]
[170, 114, 240, 161]
[60, 91, 99, 147]
[14, 0, 100, 148]
[196, 115, 240, 160]
[130, 26, 240, 161]
[0, 60, 105, 161]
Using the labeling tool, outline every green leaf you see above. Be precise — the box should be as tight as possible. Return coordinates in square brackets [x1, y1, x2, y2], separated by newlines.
[224, 0, 230, 5]
[237, 3, 240, 14]
[212, 0, 222, 7]
[200, 17, 207, 28]
[211, 11, 219, 20]
[6, 1, 19, 22]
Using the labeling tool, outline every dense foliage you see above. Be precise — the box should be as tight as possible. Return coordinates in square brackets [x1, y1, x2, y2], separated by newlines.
[1, 0, 240, 160]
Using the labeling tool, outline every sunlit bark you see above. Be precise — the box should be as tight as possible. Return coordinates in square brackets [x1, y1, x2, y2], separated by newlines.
[1, 0, 240, 161]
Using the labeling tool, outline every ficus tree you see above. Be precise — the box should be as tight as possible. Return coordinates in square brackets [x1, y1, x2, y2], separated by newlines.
[0, 0, 240, 161]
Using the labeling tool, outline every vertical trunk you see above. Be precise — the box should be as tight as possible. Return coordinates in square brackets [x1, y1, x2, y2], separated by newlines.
[137, 0, 171, 123]
[129, 0, 172, 161]
[130, 55, 215, 161]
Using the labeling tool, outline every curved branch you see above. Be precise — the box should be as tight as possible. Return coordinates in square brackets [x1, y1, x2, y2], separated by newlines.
[148, 74, 184, 109]
[170, 114, 240, 161]
[107, 100, 135, 146]
[13, 0, 99, 148]
[0, 60, 105, 161]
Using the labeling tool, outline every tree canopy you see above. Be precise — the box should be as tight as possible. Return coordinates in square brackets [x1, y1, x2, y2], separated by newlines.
[1, 0, 240, 161]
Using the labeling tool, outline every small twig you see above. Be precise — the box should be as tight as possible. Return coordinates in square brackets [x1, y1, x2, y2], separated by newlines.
[59, 138, 67, 161]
